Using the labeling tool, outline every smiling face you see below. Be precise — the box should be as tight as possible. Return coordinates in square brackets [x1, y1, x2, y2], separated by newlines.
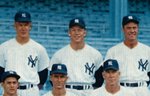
[69, 25, 86, 44]
[123, 22, 139, 42]
[103, 69, 120, 86]
[14, 22, 31, 40]
[2, 77, 19, 96]
[51, 73, 68, 89]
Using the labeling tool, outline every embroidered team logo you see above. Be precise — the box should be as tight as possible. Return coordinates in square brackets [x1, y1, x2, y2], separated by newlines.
[138, 59, 148, 71]
[28, 55, 38, 68]
[85, 63, 95, 75]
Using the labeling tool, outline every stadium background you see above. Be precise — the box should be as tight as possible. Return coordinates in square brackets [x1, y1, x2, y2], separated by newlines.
[0, 0, 150, 95]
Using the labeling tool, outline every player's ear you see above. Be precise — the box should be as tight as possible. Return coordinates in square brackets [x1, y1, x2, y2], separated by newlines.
[102, 72, 105, 79]
[68, 30, 71, 37]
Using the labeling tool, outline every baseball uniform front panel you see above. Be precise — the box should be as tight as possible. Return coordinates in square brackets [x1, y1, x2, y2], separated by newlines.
[42, 89, 80, 96]
[105, 42, 150, 82]
[49, 44, 103, 84]
[0, 38, 49, 84]
[90, 85, 136, 96]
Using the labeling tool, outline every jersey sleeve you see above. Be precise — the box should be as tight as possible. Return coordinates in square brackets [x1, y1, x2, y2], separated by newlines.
[48, 52, 61, 71]
[95, 51, 103, 71]
[38, 46, 49, 71]
[0, 45, 5, 68]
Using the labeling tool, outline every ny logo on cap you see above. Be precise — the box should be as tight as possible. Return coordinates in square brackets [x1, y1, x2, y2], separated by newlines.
[128, 16, 133, 20]
[74, 19, 79, 23]
[108, 61, 113, 65]
[57, 65, 62, 70]
[22, 13, 26, 18]
[9, 71, 15, 74]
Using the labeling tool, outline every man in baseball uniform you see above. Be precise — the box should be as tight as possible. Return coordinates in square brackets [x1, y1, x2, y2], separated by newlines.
[89, 59, 136, 96]
[1, 71, 20, 96]
[43, 64, 82, 96]
[49, 17, 103, 95]
[0, 10, 49, 96]
[105, 15, 150, 96]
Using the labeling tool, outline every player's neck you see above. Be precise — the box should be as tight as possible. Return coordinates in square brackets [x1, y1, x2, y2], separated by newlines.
[70, 42, 85, 50]
[3, 93, 18, 96]
[105, 84, 120, 94]
[52, 88, 66, 96]
[124, 40, 138, 49]
[16, 36, 29, 45]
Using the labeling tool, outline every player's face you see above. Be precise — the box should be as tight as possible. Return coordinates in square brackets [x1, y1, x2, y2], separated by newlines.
[2, 77, 19, 96]
[14, 22, 31, 39]
[69, 26, 86, 44]
[103, 69, 120, 86]
[51, 74, 68, 89]
[123, 22, 138, 42]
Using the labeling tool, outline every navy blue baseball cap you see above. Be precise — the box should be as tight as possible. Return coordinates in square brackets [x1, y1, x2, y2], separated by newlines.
[103, 59, 119, 71]
[50, 64, 67, 75]
[14, 10, 31, 22]
[1, 71, 20, 82]
[122, 15, 139, 27]
[69, 17, 86, 29]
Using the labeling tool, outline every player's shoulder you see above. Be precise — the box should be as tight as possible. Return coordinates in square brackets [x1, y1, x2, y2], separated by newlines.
[0, 38, 15, 46]
[66, 89, 85, 96]
[86, 44, 102, 54]
[88, 85, 104, 96]
[53, 44, 70, 55]
[120, 86, 136, 96]
[138, 42, 150, 49]
[29, 39, 46, 50]
[108, 42, 123, 50]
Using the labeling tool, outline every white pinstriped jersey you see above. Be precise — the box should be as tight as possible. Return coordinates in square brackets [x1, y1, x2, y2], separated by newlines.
[90, 85, 136, 96]
[0, 38, 49, 84]
[49, 44, 103, 85]
[43, 89, 81, 96]
[105, 42, 150, 82]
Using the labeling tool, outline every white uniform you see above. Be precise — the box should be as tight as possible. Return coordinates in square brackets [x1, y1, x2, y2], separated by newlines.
[89, 85, 136, 96]
[105, 42, 150, 96]
[0, 38, 49, 96]
[49, 44, 103, 92]
[42, 89, 81, 96]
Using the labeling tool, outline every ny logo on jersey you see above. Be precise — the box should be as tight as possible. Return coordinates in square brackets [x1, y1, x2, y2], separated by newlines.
[28, 55, 38, 68]
[85, 63, 95, 75]
[138, 59, 148, 71]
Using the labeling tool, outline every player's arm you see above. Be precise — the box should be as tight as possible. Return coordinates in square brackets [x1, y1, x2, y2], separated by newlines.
[92, 65, 104, 89]
[0, 66, 4, 82]
[38, 68, 48, 89]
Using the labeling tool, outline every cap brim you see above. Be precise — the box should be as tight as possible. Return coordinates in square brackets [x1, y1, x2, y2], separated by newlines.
[69, 23, 85, 29]
[123, 20, 139, 26]
[50, 71, 67, 75]
[104, 67, 118, 71]
[2, 74, 20, 82]
[15, 19, 31, 22]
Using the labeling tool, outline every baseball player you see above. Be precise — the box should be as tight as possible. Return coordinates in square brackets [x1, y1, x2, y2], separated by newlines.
[1, 71, 20, 96]
[49, 17, 103, 95]
[89, 59, 136, 96]
[43, 64, 82, 96]
[105, 15, 150, 96]
[0, 10, 49, 96]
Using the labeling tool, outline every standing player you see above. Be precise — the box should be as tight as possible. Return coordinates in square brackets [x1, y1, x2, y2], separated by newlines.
[49, 17, 103, 95]
[105, 15, 150, 96]
[43, 64, 82, 96]
[1, 71, 20, 96]
[90, 59, 136, 96]
[0, 10, 49, 96]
